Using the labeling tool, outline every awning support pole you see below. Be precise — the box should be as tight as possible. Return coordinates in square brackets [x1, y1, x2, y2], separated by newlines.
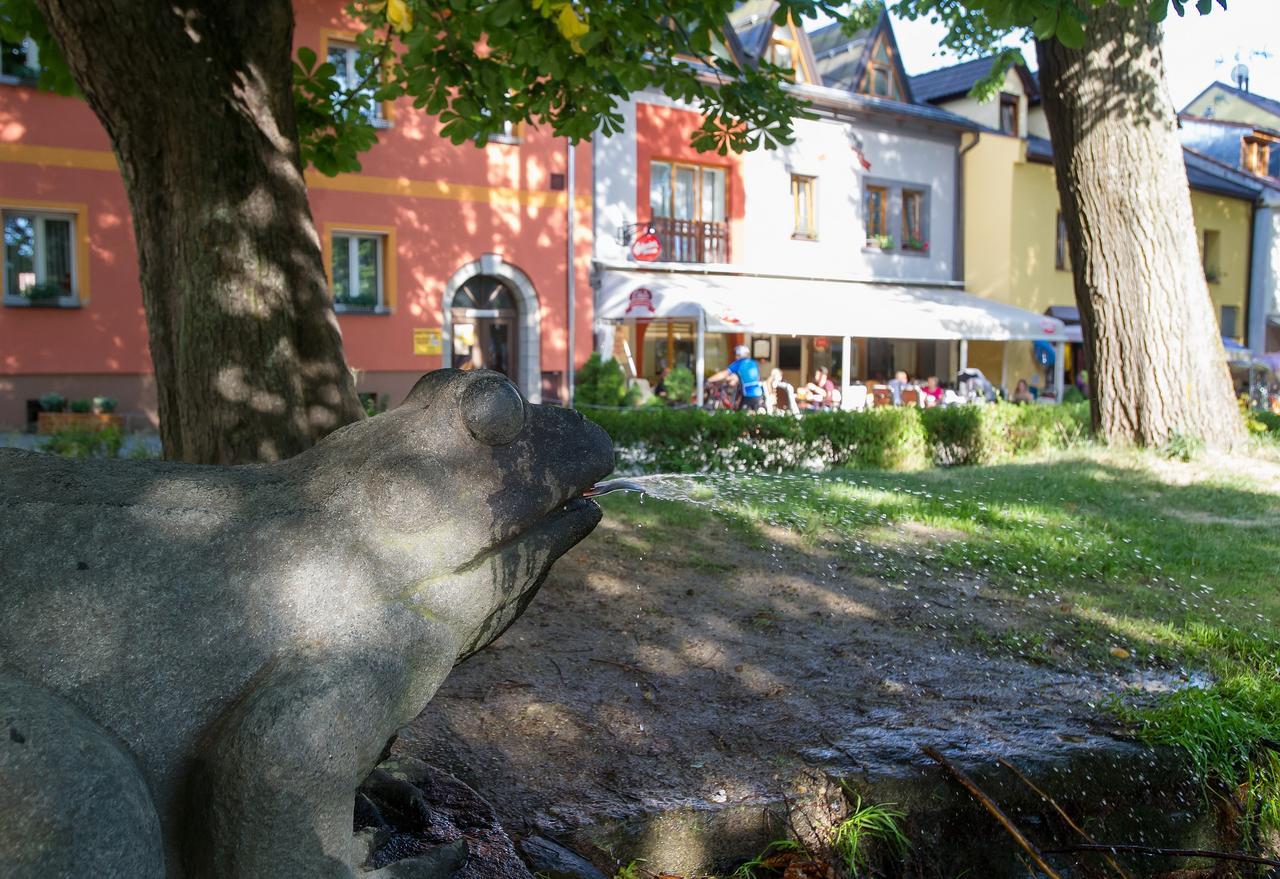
[695, 311, 706, 407]
[841, 336, 852, 410]
[959, 339, 969, 373]
[1054, 341, 1066, 403]
[1000, 342, 1010, 396]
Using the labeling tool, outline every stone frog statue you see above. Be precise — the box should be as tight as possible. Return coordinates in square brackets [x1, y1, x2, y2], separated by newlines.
[0, 369, 613, 879]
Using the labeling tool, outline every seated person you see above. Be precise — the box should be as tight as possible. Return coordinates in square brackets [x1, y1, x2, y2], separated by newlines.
[920, 375, 944, 407]
[803, 368, 830, 410]
[1011, 378, 1035, 405]
[653, 366, 670, 399]
[887, 370, 912, 405]
[820, 369, 841, 409]
[766, 368, 798, 415]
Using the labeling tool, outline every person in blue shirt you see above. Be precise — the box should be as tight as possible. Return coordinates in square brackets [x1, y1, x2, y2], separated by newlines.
[709, 344, 766, 411]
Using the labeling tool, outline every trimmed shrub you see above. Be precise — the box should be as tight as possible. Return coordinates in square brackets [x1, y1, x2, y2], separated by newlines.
[584, 403, 1089, 474]
[662, 366, 695, 406]
[574, 353, 639, 408]
[42, 426, 124, 459]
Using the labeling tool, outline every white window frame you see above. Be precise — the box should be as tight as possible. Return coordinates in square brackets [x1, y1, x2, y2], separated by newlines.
[331, 231, 387, 312]
[3, 208, 78, 307]
[327, 42, 390, 128]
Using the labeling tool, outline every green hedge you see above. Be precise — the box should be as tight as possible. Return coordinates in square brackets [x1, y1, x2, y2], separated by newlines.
[583, 403, 1090, 473]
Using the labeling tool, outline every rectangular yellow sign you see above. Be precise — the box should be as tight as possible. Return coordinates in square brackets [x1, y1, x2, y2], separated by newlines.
[413, 327, 442, 356]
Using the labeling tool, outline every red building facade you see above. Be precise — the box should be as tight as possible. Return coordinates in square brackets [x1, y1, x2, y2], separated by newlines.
[0, 0, 594, 429]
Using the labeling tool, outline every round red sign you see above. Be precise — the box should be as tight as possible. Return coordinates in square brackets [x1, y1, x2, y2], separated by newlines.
[631, 232, 662, 262]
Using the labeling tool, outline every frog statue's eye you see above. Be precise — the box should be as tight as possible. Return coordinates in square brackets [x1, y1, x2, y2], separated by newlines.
[461, 374, 526, 446]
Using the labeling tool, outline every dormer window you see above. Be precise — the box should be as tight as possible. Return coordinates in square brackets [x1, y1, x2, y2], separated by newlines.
[1242, 135, 1273, 176]
[858, 33, 903, 100]
[768, 34, 801, 81]
[999, 94, 1019, 136]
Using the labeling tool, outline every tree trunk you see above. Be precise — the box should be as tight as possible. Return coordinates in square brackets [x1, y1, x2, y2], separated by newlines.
[1036, 4, 1243, 448]
[34, 0, 364, 464]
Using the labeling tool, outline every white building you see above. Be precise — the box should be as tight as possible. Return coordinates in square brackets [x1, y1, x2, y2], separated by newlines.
[590, 5, 1067, 404]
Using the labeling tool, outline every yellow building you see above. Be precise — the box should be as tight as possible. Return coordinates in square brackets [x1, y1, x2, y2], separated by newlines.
[912, 60, 1258, 392]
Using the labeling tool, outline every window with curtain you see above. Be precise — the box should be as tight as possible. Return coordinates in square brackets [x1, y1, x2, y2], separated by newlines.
[327, 42, 385, 123]
[331, 232, 385, 309]
[1055, 212, 1071, 271]
[901, 189, 927, 251]
[649, 161, 726, 222]
[999, 94, 1019, 136]
[3, 209, 76, 305]
[791, 174, 816, 239]
[864, 185, 888, 246]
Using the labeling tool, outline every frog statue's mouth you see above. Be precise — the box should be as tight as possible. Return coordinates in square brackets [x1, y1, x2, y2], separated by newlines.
[451, 494, 604, 664]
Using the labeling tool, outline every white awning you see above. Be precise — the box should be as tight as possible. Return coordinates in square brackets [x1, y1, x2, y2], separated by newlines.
[597, 269, 1068, 342]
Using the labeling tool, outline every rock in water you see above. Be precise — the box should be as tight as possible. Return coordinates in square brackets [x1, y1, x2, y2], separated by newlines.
[0, 369, 612, 878]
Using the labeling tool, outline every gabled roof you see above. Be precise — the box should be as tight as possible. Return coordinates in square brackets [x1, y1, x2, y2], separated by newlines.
[1028, 134, 1269, 201]
[909, 55, 1040, 105]
[807, 20, 874, 90]
[727, 1, 820, 86]
[804, 11, 914, 103]
[1182, 81, 1280, 123]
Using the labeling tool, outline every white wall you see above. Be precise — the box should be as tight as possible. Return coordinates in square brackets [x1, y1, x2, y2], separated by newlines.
[592, 96, 638, 265]
[735, 114, 960, 283]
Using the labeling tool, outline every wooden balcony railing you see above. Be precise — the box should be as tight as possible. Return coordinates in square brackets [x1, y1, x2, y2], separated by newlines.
[649, 216, 729, 264]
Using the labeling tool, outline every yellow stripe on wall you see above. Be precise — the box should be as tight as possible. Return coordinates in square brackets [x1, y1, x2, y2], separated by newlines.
[305, 170, 590, 210]
[0, 142, 119, 171]
[0, 142, 590, 210]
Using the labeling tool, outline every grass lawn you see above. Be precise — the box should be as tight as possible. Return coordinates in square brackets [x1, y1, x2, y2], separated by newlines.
[598, 444, 1280, 827]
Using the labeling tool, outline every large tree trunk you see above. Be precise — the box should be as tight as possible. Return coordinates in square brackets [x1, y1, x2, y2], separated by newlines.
[35, 0, 364, 464]
[1036, 4, 1243, 448]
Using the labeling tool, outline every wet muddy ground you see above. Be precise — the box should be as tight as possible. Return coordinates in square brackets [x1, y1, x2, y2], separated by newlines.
[397, 509, 1196, 873]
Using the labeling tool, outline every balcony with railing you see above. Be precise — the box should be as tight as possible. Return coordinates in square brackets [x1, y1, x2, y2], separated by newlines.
[650, 217, 729, 264]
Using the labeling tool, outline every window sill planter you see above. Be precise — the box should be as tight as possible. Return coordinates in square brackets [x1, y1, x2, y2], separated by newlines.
[334, 304, 391, 316]
[37, 412, 125, 434]
[4, 296, 80, 309]
[865, 235, 895, 251]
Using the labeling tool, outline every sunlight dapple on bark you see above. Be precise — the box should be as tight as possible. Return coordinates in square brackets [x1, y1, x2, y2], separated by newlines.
[34, 0, 364, 463]
[1036, 2, 1244, 448]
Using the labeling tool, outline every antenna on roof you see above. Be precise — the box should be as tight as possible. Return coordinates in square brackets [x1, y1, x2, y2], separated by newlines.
[1231, 62, 1250, 92]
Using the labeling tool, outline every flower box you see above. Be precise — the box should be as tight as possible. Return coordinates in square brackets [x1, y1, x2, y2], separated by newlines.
[37, 412, 125, 434]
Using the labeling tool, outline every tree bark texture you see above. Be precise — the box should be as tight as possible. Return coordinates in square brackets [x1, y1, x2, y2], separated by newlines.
[1036, 3, 1243, 448]
[35, 0, 364, 464]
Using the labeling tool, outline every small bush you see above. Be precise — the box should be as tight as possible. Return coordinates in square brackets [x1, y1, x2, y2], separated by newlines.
[39, 392, 66, 413]
[69, 398, 93, 414]
[93, 396, 118, 414]
[1252, 410, 1280, 436]
[575, 353, 638, 408]
[42, 426, 124, 459]
[662, 365, 695, 405]
[584, 403, 1085, 474]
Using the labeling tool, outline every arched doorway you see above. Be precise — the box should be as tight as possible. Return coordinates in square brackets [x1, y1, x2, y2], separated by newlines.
[450, 276, 519, 379]
[442, 255, 541, 402]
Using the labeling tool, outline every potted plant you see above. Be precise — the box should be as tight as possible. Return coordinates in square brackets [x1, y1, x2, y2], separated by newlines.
[21, 281, 67, 305]
[903, 236, 930, 253]
[38, 393, 125, 434]
[865, 234, 895, 250]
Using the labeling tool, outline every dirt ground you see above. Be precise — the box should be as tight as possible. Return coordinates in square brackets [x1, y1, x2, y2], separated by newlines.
[397, 508, 1172, 850]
